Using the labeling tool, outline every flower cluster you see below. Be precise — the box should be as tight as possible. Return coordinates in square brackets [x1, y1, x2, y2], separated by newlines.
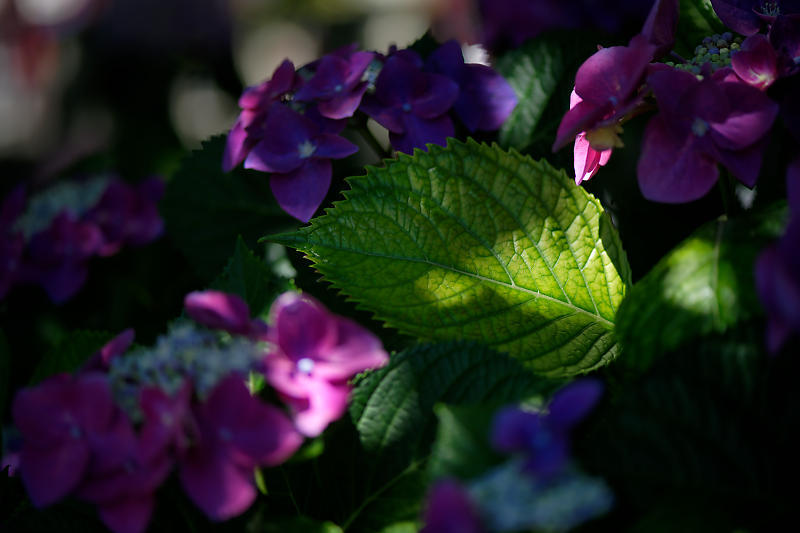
[9, 290, 388, 533]
[552, 0, 800, 203]
[223, 40, 517, 222]
[421, 379, 612, 532]
[0, 175, 164, 303]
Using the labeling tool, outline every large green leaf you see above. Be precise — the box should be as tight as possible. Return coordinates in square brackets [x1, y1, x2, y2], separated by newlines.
[615, 205, 786, 372]
[496, 35, 568, 152]
[674, 0, 727, 56]
[161, 136, 296, 280]
[273, 139, 630, 377]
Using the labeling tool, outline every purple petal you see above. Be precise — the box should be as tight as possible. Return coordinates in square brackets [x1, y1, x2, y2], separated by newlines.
[710, 80, 778, 150]
[97, 496, 155, 533]
[222, 119, 253, 172]
[316, 83, 369, 119]
[642, 0, 679, 58]
[244, 104, 318, 174]
[546, 379, 604, 432]
[82, 329, 135, 372]
[553, 99, 611, 151]
[313, 133, 359, 160]
[312, 317, 389, 380]
[454, 64, 518, 131]
[270, 159, 332, 222]
[179, 447, 257, 521]
[421, 479, 484, 533]
[732, 34, 779, 90]
[715, 137, 768, 187]
[390, 114, 454, 155]
[709, 0, 763, 35]
[184, 290, 253, 335]
[269, 292, 338, 361]
[287, 378, 350, 437]
[425, 40, 465, 80]
[574, 35, 654, 106]
[411, 73, 459, 119]
[19, 441, 89, 507]
[490, 407, 541, 453]
[637, 114, 720, 203]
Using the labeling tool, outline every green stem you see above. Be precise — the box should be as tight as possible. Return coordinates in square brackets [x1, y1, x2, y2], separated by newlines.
[718, 172, 735, 216]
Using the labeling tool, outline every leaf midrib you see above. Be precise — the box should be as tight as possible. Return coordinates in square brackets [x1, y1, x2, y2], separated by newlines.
[305, 240, 614, 328]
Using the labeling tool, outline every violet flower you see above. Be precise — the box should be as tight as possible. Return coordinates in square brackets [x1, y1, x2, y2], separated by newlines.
[756, 156, 800, 352]
[244, 103, 358, 222]
[178, 376, 302, 521]
[490, 379, 603, 479]
[264, 292, 389, 437]
[424, 40, 517, 132]
[11, 373, 119, 507]
[294, 48, 375, 119]
[637, 67, 778, 203]
[420, 479, 485, 533]
[731, 34, 779, 89]
[359, 51, 459, 155]
[223, 59, 298, 172]
[769, 13, 800, 76]
[184, 290, 268, 339]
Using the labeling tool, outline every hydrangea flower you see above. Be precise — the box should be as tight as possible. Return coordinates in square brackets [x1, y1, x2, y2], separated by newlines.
[490, 379, 604, 479]
[184, 290, 268, 339]
[243, 103, 359, 222]
[359, 51, 459, 154]
[637, 67, 778, 203]
[732, 34, 779, 89]
[178, 376, 302, 521]
[710, 0, 800, 35]
[421, 479, 485, 533]
[294, 47, 375, 119]
[264, 292, 389, 437]
[569, 91, 613, 185]
[424, 40, 517, 132]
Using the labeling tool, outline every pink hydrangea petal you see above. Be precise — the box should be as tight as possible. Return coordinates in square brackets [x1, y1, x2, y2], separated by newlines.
[184, 290, 253, 335]
[269, 292, 338, 360]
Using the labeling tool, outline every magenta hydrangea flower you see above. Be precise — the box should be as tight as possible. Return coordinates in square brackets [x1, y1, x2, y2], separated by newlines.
[569, 91, 613, 185]
[264, 292, 389, 437]
[82, 328, 136, 372]
[490, 379, 604, 479]
[359, 51, 459, 154]
[178, 376, 303, 521]
[424, 40, 517, 132]
[710, 0, 800, 35]
[421, 479, 485, 533]
[243, 103, 358, 222]
[11, 373, 119, 507]
[637, 67, 778, 203]
[184, 290, 268, 339]
[294, 47, 375, 119]
[732, 34, 780, 89]
[553, 34, 656, 152]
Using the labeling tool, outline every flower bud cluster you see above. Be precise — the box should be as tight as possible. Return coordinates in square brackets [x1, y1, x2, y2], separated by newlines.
[666, 33, 744, 74]
[0, 175, 164, 302]
[8, 290, 389, 533]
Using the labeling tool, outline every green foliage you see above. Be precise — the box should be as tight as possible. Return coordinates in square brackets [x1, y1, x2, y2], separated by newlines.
[615, 205, 787, 372]
[273, 139, 630, 377]
[427, 404, 504, 481]
[496, 36, 567, 151]
[674, 0, 727, 56]
[29, 330, 113, 384]
[341, 341, 553, 531]
[161, 136, 296, 281]
[210, 235, 290, 317]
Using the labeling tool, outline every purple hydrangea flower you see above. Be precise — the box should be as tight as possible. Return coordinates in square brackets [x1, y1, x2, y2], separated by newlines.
[710, 0, 800, 35]
[184, 290, 268, 339]
[421, 479, 485, 533]
[641, 0, 680, 59]
[244, 103, 358, 222]
[178, 375, 303, 521]
[85, 176, 164, 256]
[359, 51, 459, 154]
[490, 379, 603, 479]
[756, 156, 800, 352]
[11, 373, 120, 507]
[264, 292, 389, 437]
[637, 67, 778, 203]
[424, 40, 517, 132]
[223, 59, 298, 172]
[769, 13, 800, 76]
[294, 47, 375, 119]
[22, 212, 104, 303]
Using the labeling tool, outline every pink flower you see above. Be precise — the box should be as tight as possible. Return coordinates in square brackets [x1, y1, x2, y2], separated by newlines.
[264, 292, 389, 437]
[570, 91, 612, 185]
[184, 290, 268, 339]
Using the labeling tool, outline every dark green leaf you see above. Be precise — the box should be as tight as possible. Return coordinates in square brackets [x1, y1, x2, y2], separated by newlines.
[29, 330, 112, 384]
[210, 235, 290, 316]
[273, 139, 631, 377]
[161, 135, 296, 280]
[674, 0, 726, 56]
[615, 206, 787, 372]
[428, 404, 504, 481]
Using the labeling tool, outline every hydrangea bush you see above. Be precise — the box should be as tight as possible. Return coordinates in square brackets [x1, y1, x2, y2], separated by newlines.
[2, 0, 800, 531]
